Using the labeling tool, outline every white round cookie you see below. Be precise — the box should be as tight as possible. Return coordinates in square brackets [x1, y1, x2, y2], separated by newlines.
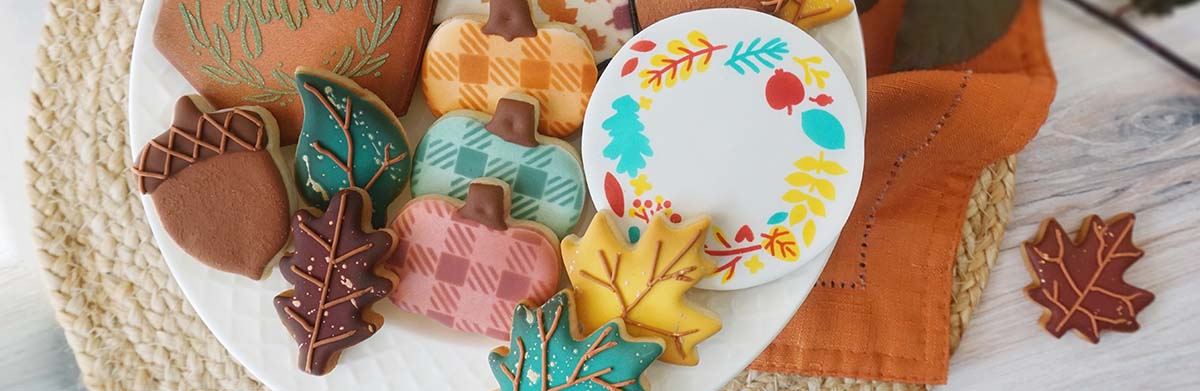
[582, 9, 865, 290]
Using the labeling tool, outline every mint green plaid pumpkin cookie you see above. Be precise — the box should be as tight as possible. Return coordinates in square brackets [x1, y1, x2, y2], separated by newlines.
[411, 95, 585, 238]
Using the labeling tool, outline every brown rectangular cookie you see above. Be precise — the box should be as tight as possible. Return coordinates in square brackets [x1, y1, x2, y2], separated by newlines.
[154, 0, 435, 145]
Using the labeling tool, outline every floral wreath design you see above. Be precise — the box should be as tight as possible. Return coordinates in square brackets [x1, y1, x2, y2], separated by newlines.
[599, 30, 851, 285]
[177, 0, 400, 105]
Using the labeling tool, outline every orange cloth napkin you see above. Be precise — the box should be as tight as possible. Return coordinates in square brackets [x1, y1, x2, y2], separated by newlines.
[749, 0, 1057, 384]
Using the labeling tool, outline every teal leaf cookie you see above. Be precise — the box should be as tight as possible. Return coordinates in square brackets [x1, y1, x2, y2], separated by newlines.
[294, 67, 412, 228]
[488, 290, 663, 391]
[411, 96, 585, 238]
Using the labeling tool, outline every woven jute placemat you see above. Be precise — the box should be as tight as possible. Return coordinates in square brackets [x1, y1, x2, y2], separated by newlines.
[26, 0, 1015, 389]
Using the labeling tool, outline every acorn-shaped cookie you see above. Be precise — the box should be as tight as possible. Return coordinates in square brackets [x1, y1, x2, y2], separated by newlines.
[133, 95, 293, 280]
[387, 179, 561, 340]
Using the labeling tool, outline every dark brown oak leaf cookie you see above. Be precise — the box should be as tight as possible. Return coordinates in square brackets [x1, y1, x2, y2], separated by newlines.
[133, 95, 293, 280]
[273, 188, 398, 376]
[154, 0, 435, 145]
[1023, 213, 1155, 343]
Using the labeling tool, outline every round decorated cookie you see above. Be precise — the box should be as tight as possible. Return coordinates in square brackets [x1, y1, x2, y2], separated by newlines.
[581, 9, 864, 290]
[411, 95, 586, 238]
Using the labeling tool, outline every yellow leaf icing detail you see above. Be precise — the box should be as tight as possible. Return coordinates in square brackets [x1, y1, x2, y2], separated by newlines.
[761, 226, 800, 262]
[562, 212, 722, 366]
[789, 204, 808, 226]
[802, 220, 816, 247]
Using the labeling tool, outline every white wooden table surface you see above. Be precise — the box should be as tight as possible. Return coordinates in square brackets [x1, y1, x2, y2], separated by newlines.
[0, 1, 1196, 390]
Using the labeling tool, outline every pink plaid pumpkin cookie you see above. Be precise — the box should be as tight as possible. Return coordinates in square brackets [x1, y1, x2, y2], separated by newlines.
[386, 179, 561, 340]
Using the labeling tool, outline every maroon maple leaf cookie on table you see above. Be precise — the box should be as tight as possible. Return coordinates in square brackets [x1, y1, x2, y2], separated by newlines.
[132, 95, 293, 280]
[273, 188, 398, 376]
[1023, 213, 1155, 343]
[386, 179, 561, 340]
[153, 0, 435, 144]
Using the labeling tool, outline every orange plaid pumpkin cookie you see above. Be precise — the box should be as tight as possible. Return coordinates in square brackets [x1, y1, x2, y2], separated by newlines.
[422, 0, 598, 138]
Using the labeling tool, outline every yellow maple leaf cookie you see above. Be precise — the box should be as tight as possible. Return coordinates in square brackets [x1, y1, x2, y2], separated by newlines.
[562, 211, 722, 365]
[767, 0, 855, 30]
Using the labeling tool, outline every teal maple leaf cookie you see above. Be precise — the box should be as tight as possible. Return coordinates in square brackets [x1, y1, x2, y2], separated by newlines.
[294, 67, 412, 228]
[488, 290, 663, 391]
[411, 95, 585, 237]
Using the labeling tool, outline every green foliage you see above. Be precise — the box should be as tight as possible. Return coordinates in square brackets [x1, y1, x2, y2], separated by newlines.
[892, 0, 1021, 71]
[1131, 0, 1199, 15]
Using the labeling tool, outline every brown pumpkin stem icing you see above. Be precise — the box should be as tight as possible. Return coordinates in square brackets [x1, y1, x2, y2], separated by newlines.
[485, 98, 540, 147]
[457, 182, 510, 230]
[483, 0, 538, 41]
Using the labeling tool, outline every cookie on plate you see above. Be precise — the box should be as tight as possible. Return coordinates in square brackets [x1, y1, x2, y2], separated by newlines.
[273, 188, 397, 376]
[388, 179, 561, 340]
[423, 0, 598, 138]
[293, 67, 413, 229]
[132, 95, 292, 280]
[153, 0, 435, 144]
[411, 94, 586, 238]
[434, 0, 634, 61]
[488, 290, 663, 391]
[562, 211, 722, 365]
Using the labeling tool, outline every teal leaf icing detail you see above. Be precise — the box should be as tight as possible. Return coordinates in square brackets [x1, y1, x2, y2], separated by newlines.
[488, 291, 663, 391]
[601, 95, 653, 177]
[411, 114, 586, 238]
[294, 68, 412, 228]
[724, 37, 790, 75]
[767, 211, 789, 225]
[801, 109, 846, 150]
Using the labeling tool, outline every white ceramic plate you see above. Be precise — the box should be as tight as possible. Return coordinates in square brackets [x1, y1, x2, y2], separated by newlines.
[128, 1, 866, 389]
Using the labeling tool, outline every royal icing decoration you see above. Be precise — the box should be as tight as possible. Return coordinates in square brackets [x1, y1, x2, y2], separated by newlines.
[387, 180, 561, 340]
[435, 0, 634, 62]
[1023, 214, 1155, 343]
[582, 9, 864, 290]
[294, 67, 412, 228]
[133, 95, 290, 280]
[273, 189, 396, 376]
[488, 290, 663, 391]
[411, 96, 586, 238]
[422, 0, 598, 138]
[153, 0, 435, 144]
[562, 211, 721, 365]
